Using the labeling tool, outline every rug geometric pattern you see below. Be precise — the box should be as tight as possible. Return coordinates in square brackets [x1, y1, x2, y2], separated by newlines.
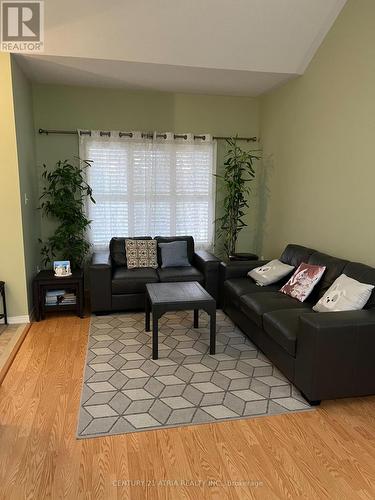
[77, 310, 313, 438]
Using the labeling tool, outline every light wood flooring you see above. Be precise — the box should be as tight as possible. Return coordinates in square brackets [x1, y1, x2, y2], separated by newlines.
[0, 323, 21, 355]
[0, 323, 28, 385]
[0, 313, 375, 499]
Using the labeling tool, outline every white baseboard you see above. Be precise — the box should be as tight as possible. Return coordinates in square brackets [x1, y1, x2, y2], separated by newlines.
[0, 314, 30, 325]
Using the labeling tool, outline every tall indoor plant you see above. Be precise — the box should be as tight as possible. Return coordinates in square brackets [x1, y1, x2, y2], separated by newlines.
[215, 137, 260, 259]
[39, 158, 95, 269]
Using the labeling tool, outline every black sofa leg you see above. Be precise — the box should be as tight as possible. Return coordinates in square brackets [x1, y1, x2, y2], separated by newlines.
[308, 399, 321, 406]
[95, 311, 110, 316]
[301, 393, 321, 406]
[310, 400, 321, 406]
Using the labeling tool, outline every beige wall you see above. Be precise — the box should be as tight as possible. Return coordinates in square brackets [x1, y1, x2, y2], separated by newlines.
[260, 0, 375, 265]
[32, 85, 261, 254]
[0, 53, 28, 319]
[11, 57, 41, 312]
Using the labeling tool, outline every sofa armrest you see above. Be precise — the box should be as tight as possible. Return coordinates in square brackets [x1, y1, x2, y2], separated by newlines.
[193, 250, 221, 302]
[89, 251, 112, 312]
[219, 260, 267, 281]
[91, 251, 112, 267]
[193, 250, 221, 271]
[295, 310, 375, 401]
[218, 260, 267, 307]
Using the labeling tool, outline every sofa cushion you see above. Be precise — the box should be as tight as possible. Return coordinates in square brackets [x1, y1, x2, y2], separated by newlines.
[280, 262, 326, 302]
[342, 262, 375, 309]
[155, 236, 194, 266]
[263, 309, 313, 356]
[125, 239, 158, 269]
[110, 236, 152, 267]
[307, 251, 348, 299]
[224, 278, 280, 307]
[159, 241, 190, 268]
[248, 259, 294, 286]
[157, 266, 203, 283]
[313, 274, 374, 313]
[240, 292, 311, 327]
[112, 267, 158, 294]
[280, 244, 316, 267]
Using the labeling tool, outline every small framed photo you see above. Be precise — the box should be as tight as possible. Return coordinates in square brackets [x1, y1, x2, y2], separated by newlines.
[53, 260, 72, 277]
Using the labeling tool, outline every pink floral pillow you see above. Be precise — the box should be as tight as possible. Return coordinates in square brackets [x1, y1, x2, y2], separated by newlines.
[280, 262, 326, 302]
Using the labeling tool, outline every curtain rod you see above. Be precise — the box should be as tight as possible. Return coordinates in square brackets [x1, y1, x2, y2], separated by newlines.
[38, 128, 257, 142]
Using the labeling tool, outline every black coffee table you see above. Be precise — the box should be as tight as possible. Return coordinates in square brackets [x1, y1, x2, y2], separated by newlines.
[145, 281, 216, 360]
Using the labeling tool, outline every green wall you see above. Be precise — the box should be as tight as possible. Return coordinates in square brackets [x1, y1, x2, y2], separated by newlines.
[7, 0, 375, 318]
[32, 85, 261, 254]
[260, 0, 375, 265]
[11, 57, 41, 315]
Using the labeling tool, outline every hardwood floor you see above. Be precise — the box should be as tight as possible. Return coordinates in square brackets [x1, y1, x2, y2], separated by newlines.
[0, 323, 29, 385]
[1, 314, 375, 499]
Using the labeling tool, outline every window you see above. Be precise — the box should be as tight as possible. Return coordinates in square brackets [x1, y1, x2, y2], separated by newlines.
[80, 131, 216, 251]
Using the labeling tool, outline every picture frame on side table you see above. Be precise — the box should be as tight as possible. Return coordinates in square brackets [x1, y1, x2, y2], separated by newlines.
[53, 260, 72, 277]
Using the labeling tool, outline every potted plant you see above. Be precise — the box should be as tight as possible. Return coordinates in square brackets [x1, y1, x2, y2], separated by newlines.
[39, 158, 95, 269]
[215, 137, 260, 260]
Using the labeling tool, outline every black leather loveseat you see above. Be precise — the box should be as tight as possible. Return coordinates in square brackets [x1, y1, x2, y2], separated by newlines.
[220, 244, 375, 404]
[90, 236, 220, 314]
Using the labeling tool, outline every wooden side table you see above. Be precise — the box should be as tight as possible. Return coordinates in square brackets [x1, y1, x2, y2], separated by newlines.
[33, 270, 84, 321]
[0, 281, 7, 325]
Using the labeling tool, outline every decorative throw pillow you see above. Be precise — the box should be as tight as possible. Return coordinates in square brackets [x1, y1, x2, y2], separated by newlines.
[248, 259, 295, 286]
[313, 274, 374, 312]
[280, 262, 326, 302]
[159, 241, 190, 268]
[125, 239, 158, 269]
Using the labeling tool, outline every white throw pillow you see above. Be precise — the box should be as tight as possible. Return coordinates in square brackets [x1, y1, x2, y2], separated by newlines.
[248, 259, 295, 286]
[313, 274, 374, 312]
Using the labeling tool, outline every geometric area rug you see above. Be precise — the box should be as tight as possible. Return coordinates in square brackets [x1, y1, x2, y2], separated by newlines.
[77, 310, 313, 438]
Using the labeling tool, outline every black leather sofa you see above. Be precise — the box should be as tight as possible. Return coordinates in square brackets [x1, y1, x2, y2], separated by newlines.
[220, 244, 375, 404]
[90, 236, 220, 313]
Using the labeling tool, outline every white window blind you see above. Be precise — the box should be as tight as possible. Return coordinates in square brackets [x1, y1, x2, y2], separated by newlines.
[79, 131, 216, 251]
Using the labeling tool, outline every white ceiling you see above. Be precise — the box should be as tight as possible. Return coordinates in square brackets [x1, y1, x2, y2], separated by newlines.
[16, 0, 347, 96]
[16, 55, 297, 96]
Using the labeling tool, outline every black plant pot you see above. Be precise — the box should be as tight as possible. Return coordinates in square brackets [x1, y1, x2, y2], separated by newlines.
[229, 252, 258, 262]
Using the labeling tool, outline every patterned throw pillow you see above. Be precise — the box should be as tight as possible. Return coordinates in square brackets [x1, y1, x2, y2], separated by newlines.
[125, 239, 158, 269]
[313, 274, 374, 312]
[248, 259, 294, 286]
[280, 262, 326, 302]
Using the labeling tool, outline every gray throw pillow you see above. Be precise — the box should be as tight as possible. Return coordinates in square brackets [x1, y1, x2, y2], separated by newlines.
[159, 241, 191, 268]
